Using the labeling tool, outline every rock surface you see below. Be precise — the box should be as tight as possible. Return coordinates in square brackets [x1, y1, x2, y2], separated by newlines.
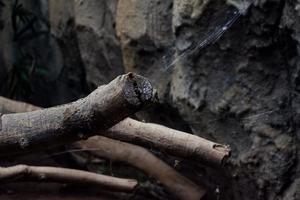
[75, 0, 123, 88]
[116, 0, 300, 199]
[0, 0, 300, 199]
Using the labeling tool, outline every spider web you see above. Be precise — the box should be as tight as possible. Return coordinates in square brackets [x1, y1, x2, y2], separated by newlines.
[159, 1, 253, 72]
[35, 1, 255, 160]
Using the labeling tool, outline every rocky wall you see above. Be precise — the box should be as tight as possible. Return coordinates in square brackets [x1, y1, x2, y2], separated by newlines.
[116, 0, 300, 199]
[0, 0, 299, 199]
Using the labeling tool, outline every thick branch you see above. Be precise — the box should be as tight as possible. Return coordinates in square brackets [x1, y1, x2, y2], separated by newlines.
[0, 73, 156, 156]
[74, 136, 206, 200]
[0, 95, 229, 166]
[0, 165, 137, 192]
[0, 97, 206, 199]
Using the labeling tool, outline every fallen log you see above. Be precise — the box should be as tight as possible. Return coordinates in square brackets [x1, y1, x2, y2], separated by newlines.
[0, 73, 156, 156]
[74, 136, 206, 200]
[0, 165, 138, 192]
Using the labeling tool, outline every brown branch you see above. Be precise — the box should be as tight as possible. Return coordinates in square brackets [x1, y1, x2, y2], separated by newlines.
[0, 95, 230, 167]
[0, 73, 156, 157]
[0, 97, 207, 199]
[105, 118, 230, 167]
[0, 165, 138, 192]
[74, 136, 206, 200]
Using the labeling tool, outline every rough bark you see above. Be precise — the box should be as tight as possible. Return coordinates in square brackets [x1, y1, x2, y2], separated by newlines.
[74, 136, 206, 200]
[0, 96, 229, 167]
[0, 165, 138, 192]
[0, 73, 155, 156]
[0, 96, 207, 199]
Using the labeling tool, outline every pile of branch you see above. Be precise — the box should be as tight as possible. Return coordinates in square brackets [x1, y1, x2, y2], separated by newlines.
[0, 73, 230, 200]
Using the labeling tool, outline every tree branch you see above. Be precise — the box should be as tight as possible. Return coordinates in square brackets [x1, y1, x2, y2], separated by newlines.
[0, 73, 156, 156]
[0, 93, 229, 167]
[74, 136, 206, 200]
[105, 118, 230, 167]
[0, 96, 40, 113]
[0, 165, 138, 192]
[0, 96, 207, 199]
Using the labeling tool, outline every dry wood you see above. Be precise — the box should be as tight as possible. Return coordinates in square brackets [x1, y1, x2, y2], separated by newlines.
[0, 96, 40, 113]
[74, 136, 206, 200]
[105, 118, 231, 167]
[0, 165, 138, 192]
[0, 97, 207, 199]
[0, 95, 230, 167]
[0, 73, 156, 156]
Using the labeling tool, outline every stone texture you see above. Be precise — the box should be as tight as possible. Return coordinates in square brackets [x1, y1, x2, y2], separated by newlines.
[75, 0, 123, 88]
[116, 0, 174, 97]
[116, 0, 300, 199]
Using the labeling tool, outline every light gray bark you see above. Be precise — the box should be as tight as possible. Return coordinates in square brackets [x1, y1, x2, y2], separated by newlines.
[0, 96, 229, 167]
[0, 73, 156, 156]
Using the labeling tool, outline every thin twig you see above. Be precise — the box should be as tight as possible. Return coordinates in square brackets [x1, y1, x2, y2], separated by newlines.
[0, 165, 138, 192]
